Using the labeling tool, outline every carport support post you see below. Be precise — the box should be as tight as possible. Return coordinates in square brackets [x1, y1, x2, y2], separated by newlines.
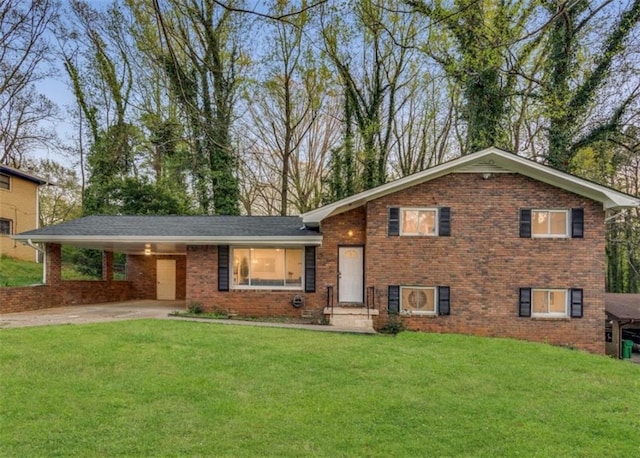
[102, 251, 114, 282]
[45, 243, 62, 285]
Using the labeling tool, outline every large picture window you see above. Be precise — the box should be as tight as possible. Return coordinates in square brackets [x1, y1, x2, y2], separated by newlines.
[232, 247, 303, 289]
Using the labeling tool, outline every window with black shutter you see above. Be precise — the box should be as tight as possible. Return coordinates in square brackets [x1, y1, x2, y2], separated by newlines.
[218, 245, 230, 291]
[304, 246, 316, 293]
[437, 286, 450, 315]
[519, 288, 532, 317]
[438, 208, 451, 236]
[388, 285, 400, 314]
[388, 208, 400, 236]
[571, 208, 584, 238]
[570, 288, 583, 318]
[520, 209, 532, 238]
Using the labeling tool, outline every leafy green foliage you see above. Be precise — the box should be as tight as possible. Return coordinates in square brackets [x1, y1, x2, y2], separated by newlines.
[542, 0, 640, 171]
[1, 322, 640, 455]
[84, 177, 188, 216]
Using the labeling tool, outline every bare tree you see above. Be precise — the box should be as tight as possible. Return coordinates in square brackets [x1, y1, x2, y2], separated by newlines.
[0, 0, 58, 167]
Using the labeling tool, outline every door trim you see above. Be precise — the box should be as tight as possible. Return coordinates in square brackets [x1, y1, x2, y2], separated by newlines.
[338, 245, 364, 304]
[156, 259, 176, 300]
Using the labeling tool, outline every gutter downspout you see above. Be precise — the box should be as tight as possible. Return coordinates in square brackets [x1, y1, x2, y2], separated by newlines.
[24, 239, 46, 284]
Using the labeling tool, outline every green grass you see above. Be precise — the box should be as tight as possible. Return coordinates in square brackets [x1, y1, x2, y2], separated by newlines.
[1, 321, 639, 456]
[0, 256, 100, 286]
[0, 255, 44, 286]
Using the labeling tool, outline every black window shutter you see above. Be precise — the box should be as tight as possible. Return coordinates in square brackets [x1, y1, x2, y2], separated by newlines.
[439, 207, 451, 236]
[571, 208, 584, 238]
[520, 209, 532, 238]
[218, 245, 230, 291]
[388, 285, 400, 314]
[570, 288, 583, 318]
[388, 207, 400, 236]
[519, 288, 532, 317]
[304, 246, 316, 293]
[437, 286, 451, 315]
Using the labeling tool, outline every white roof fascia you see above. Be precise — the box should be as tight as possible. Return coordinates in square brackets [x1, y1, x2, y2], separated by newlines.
[302, 147, 639, 225]
[11, 234, 323, 246]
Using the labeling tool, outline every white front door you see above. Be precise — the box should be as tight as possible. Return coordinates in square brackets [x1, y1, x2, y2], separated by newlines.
[338, 246, 364, 303]
[156, 259, 176, 300]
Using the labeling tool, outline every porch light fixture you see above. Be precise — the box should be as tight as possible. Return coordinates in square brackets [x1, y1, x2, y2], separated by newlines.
[347, 230, 354, 237]
[144, 244, 151, 256]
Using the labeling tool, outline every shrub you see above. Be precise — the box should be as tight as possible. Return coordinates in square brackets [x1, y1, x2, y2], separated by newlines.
[187, 302, 204, 314]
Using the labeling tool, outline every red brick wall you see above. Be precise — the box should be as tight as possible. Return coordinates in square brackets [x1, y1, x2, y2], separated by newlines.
[317, 207, 367, 306]
[185, 245, 324, 317]
[0, 282, 133, 313]
[127, 255, 186, 300]
[1, 244, 132, 313]
[365, 173, 605, 354]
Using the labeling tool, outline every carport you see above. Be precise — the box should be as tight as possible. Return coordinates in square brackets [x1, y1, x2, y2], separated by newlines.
[605, 293, 640, 359]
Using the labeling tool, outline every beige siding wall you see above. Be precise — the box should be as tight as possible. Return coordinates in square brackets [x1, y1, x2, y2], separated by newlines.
[0, 173, 39, 261]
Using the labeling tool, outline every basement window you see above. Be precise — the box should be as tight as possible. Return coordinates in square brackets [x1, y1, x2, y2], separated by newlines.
[401, 287, 436, 315]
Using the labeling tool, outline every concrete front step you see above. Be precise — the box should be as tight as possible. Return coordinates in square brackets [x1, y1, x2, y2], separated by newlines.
[324, 307, 378, 332]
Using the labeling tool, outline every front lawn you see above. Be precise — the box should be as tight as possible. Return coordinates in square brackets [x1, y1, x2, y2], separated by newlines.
[1, 321, 639, 456]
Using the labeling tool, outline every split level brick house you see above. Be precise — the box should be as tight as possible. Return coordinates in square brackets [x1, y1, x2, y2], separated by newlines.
[0, 164, 48, 261]
[9, 148, 640, 354]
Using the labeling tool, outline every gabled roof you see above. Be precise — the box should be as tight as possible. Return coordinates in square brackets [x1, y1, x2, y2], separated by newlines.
[0, 164, 50, 185]
[302, 147, 640, 226]
[13, 215, 322, 254]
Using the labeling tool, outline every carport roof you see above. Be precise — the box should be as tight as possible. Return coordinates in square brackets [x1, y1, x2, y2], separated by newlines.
[605, 293, 640, 321]
[13, 215, 322, 254]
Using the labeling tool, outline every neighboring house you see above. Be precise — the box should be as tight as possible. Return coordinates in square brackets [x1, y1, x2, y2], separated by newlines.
[0, 164, 49, 261]
[11, 148, 640, 353]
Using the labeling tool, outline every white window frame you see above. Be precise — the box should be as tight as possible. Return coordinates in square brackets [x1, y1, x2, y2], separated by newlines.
[0, 173, 10, 191]
[400, 208, 438, 236]
[400, 286, 437, 315]
[231, 247, 304, 291]
[0, 218, 12, 235]
[531, 289, 569, 318]
[531, 209, 569, 238]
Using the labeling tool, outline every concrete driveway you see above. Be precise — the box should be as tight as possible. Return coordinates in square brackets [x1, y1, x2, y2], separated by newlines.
[0, 300, 185, 329]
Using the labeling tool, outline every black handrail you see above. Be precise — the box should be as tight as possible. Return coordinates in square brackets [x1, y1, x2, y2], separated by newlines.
[327, 285, 334, 317]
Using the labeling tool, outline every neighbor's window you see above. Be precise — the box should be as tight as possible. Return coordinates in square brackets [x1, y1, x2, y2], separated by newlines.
[401, 287, 436, 315]
[0, 218, 12, 235]
[0, 173, 9, 190]
[532, 210, 568, 237]
[532, 289, 568, 317]
[232, 247, 303, 289]
[401, 208, 437, 236]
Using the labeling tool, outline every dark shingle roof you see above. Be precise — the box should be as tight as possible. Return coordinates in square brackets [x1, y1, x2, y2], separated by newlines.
[605, 293, 640, 321]
[0, 164, 49, 185]
[17, 215, 318, 238]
